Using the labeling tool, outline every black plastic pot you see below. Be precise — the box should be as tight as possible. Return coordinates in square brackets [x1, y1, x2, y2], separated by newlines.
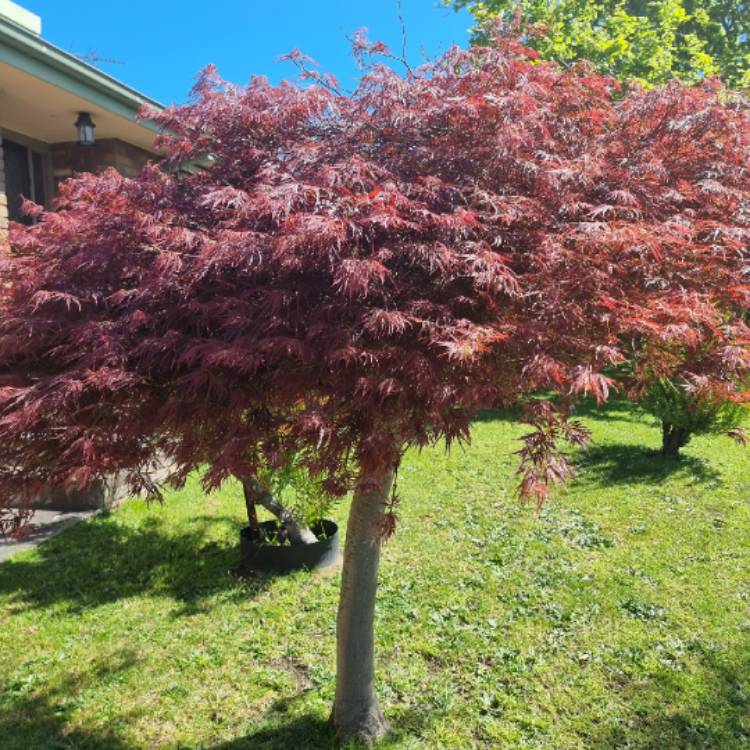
[239, 519, 339, 573]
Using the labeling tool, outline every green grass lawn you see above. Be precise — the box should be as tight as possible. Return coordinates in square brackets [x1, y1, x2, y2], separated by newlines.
[1, 400, 749, 749]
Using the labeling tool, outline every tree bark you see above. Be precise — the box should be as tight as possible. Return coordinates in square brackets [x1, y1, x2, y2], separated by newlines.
[241, 478, 318, 545]
[661, 421, 691, 457]
[331, 468, 394, 746]
[242, 480, 260, 539]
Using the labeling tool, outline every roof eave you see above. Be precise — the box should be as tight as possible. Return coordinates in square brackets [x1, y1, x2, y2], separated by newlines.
[0, 16, 164, 132]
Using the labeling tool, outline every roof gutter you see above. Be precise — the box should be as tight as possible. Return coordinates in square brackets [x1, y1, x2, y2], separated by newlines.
[0, 15, 164, 131]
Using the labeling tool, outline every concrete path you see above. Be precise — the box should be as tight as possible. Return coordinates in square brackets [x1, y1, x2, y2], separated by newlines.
[0, 510, 94, 562]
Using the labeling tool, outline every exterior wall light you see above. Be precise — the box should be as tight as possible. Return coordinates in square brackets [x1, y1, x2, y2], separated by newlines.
[74, 112, 96, 146]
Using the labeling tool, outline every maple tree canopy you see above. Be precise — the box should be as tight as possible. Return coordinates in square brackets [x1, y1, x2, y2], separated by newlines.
[1, 36, 749, 507]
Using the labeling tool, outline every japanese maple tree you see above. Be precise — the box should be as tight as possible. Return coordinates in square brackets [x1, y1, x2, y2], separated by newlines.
[1, 34, 749, 744]
[629, 337, 750, 456]
[448, 3, 750, 454]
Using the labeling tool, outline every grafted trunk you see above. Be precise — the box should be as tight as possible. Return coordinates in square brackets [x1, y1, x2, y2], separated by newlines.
[241, 478, 318, 545]
[331, 468, 394, 746]
[661, 421, 691, 457]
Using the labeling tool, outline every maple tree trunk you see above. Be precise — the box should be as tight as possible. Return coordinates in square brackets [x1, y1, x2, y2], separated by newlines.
[240, 478, 318, 545]
[661, 421, 691, 457]
[242, 480, 260, 538]
[331, 468, 394, 746]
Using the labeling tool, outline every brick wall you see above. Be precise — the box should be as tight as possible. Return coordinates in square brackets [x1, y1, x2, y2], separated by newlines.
[51, 138, 154, 183]
[0, 138, 154, 244]
[0, 134, 8, 247]
[3, 136, 160, 510]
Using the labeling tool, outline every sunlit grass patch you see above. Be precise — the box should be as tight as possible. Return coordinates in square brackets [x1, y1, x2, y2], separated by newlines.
[1, 401, 748, 748]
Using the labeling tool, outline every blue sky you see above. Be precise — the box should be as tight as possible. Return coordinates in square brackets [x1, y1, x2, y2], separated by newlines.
[21, 1, 472, 105]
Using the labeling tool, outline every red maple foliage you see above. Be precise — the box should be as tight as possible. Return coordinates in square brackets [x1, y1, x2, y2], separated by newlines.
[2, 39, 748, 505]
[1, 34, 749, 738]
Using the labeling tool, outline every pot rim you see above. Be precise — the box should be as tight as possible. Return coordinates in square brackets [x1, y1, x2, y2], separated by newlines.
[240, 518, 338, 547]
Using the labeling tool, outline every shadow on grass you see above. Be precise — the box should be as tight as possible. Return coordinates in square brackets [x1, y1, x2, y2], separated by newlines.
[0, 651, 140, 750]
[207, 704, 433, 750]
[474, 397, 650, 426]
[587, 639, 750, 749]
[472, 405, 522, 424]
[208, 714, 335, 750]
[0, 512, 272, 615]
[570, 396, 650, 424]
[575, 444, 721, 487]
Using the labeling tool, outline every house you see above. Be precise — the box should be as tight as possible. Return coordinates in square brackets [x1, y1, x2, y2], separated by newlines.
[0, 0, 161, 243]
[0, 0, 163, 509]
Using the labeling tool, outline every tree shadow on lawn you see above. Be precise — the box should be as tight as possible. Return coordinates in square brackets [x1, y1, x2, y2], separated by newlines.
[472, 405, 522, 423]
[207, 704, 433, 750]
[574, 443, 721, 487]
[570, 396, 652, 425]
[0, 512, 272, 615]
[207, 714, 335, 750]
[474, 397, 652, 427]
[586, 638, 750, 749]
[0, 650, 141, 750]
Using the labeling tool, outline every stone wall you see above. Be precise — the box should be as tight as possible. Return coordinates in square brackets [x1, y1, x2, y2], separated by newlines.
[51, 138, 155, 182]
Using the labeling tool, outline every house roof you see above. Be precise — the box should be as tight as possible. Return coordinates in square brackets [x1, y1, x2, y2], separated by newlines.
[0, 3, 163, 151]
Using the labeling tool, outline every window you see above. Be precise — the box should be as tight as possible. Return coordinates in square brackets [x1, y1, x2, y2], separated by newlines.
[2, 138, 47, 224]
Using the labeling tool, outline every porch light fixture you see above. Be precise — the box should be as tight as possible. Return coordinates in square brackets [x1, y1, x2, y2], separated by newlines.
[74, 111, 96, 146]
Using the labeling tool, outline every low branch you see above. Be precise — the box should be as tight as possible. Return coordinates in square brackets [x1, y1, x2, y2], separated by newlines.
[242, 478, 318, 545]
